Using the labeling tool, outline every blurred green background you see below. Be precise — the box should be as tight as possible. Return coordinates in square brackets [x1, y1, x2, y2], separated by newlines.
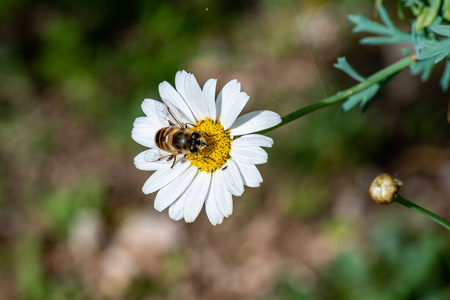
[1, 0, 449, 299]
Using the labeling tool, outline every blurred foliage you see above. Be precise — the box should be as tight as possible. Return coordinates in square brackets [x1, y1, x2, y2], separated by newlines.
[402, 98, 450, 143]
[14, 234, 47, 300]
[0, 0, 255, 149]
[266, 221, 450, 300]
[160, 250, 189, 286]
[15, 230, 86, 300]
[125, 250, 188, 299]
[272, 107, 389, 174]
[41, 177, 105, 237]
[280, 177, 329, 220]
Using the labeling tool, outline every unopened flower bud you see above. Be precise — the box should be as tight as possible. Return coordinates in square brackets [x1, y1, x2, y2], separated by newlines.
[369, 174, 401, 205]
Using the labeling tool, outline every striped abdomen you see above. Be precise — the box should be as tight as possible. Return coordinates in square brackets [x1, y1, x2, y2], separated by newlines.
[155, 126, 192, 155]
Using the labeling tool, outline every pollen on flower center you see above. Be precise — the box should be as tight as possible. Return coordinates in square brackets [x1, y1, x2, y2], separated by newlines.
[187, 118, 231, 173]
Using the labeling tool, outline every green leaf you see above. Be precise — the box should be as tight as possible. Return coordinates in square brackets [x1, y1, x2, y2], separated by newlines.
[443, 0, 450, 21]
[414, 23, 450, 62]
[339, 84, 380, 113]
[359, 35, 410, 45]
[416, 38, 450, 61]
[348, 14, 393, 36]
[440, 59, 450, 91]
[402, 0, 425, 10]
[410, 57, 435, 81]
[435, 51, 449, 63]
[431, 24, 450, 37]
[348, 6, 412, 45]
[359, 85, 380, 112]
[402, 48, 414, 56]
[414, 0, 441, 31]
[402, 0, 425, 16]
[397, 0, 406, 20]
[378, 4, 400, 30]
[334, 57, 365, 82]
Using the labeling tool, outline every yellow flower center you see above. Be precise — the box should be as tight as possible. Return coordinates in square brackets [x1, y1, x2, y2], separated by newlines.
[187, 118, 232, 173]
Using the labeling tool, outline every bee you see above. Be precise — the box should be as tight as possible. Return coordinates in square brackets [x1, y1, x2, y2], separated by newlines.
[153, 106, 213, 168]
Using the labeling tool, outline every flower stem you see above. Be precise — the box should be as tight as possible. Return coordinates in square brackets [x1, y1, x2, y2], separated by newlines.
[259, 55, 415, 134]
[395, 194, 450, 230]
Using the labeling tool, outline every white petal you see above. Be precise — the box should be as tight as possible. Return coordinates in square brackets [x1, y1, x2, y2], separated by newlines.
[134, 149, 171, 171]
[219, 92, 250, 130]
[175, 70, 189, 101]
[205, 179, 224, 225]
[183, 73, 209, 121]
[216, 80, 242, 122]
[236, 162, 263, 188]
[158, 81, 195, 124]
[213, 172, 233, 217]
[141, 98, 167, 128]
[229, 110, 281, 136]
[223, 159, 245, 196]
[203, 78, 217, 120]
[131, 117, 160, 148]
[168, 195, 186, 221]
[232, 134, 273, 148]
[142, 160, 190, 194]
[154, 166, 198, 212]
[230, 146, 268, 165]
[184, 172, 211, 223]
[221, 190, 233, 217]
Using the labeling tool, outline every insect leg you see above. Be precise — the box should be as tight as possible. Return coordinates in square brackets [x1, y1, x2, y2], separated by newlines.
[187, 119, 203, 128]
[168, 155, 178, 168]
[166, 105, 185, 128]
[198, 130, 216, 137]
[189, 156, 215, 163]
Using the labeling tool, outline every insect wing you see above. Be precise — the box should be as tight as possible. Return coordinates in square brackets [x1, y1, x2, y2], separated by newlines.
[141, 99, 168, 128]
[148, 101, 175, 127]
[144, 149, 171, 163]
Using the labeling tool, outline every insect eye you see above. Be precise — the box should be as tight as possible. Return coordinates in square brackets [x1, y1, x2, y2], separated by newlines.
[191, 132, 200, 139]
[190, 145, 199, 154]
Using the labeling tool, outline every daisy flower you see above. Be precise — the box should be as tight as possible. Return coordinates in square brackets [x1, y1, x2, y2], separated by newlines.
[132, 71, 281, 225]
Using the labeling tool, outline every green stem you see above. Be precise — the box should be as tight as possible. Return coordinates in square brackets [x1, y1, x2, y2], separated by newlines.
[259, 55, 415, 134]
[395, 194, 450, 230]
